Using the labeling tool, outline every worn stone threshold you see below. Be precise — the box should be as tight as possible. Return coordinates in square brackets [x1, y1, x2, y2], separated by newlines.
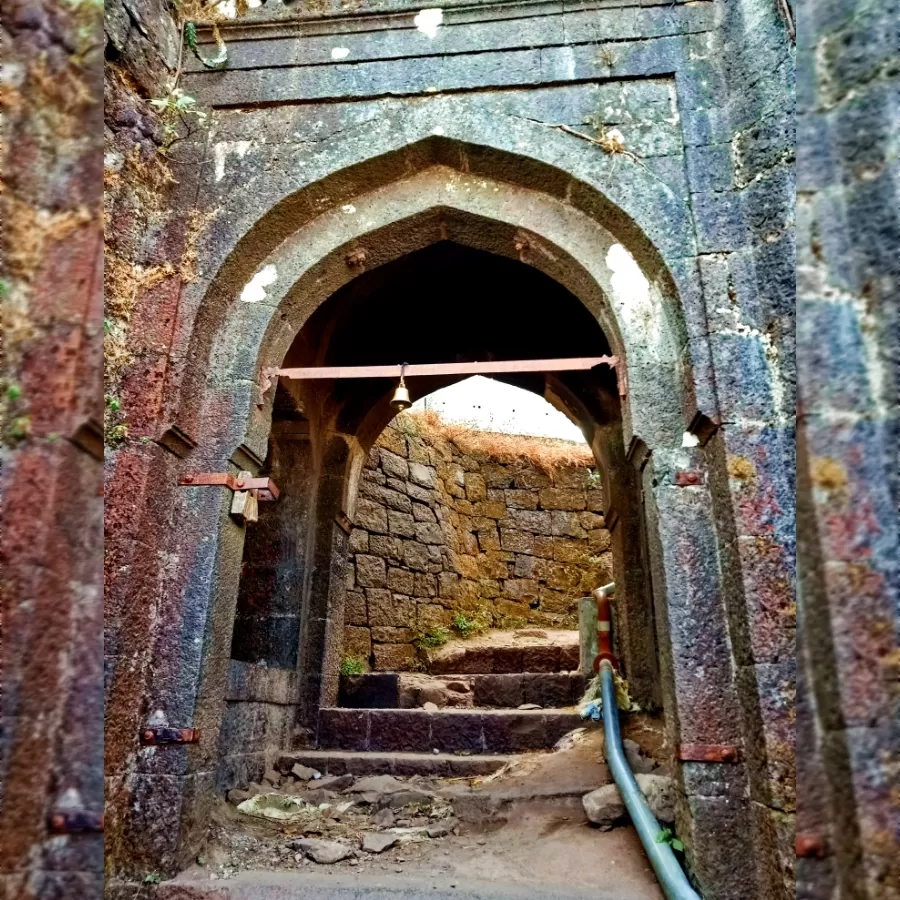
[277, 750, 511, 777]
[154, 870, 633, 899]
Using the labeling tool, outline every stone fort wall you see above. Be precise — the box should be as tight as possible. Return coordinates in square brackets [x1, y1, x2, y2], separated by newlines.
[343, 417, 611, 670]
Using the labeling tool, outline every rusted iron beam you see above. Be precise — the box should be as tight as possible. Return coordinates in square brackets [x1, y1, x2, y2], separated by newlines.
[141, 727, 201, 745]
[178, 472, 280, 501]
[677, 743, 740, 763]
[260, 356, 619, 399]
[266, 356, 617, 381]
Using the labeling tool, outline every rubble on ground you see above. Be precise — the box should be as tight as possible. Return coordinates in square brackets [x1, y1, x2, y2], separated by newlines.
[582, 773, 676, 829]
[204, 767, 462, 879]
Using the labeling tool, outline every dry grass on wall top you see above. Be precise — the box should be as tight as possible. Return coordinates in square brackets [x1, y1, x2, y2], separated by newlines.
[395, 409, 596, 477]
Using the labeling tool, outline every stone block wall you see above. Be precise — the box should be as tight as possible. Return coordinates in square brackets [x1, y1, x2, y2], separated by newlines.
[343, 419, 611, 671]
[796, 0, 900, 897]
[1, 2, 104, 897]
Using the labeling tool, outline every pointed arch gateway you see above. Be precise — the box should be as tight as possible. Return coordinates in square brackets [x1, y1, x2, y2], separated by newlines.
[141, 138, 758, 894]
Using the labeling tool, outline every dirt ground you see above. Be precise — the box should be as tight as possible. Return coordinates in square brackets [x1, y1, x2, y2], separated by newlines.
[182, 727, 665, 898]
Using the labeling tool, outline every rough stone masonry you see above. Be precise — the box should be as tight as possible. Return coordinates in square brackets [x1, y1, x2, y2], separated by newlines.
[100, 1, 800, 899]
[338, 419, 611, 671]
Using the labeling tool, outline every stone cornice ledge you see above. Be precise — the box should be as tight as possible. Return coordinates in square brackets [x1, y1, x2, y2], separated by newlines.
[193, 0, 708, 38]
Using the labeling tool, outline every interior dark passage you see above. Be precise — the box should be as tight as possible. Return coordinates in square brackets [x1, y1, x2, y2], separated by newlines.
[284, 241, 621, 438]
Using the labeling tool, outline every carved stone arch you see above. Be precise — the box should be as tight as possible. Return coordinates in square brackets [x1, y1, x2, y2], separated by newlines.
[177, 137, 716, 465]
[142, 136, 757, 899]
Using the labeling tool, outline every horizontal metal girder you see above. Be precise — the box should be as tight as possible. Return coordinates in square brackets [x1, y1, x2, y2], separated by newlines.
[265, 356, 617, 382]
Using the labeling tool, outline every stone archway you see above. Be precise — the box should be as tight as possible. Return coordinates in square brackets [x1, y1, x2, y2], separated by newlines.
[215, 239, 655, 778]
[182, 150, 698, 464]
[190, 146, 752, 891]
[107, 139, 768, 899]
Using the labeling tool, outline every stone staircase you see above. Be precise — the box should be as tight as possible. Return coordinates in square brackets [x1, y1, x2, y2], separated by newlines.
[182, 630, 666, 900]
[284, 630, 587, 780]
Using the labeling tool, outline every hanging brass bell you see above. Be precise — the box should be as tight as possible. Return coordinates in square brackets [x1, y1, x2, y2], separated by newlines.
[390, 375, 412, 411]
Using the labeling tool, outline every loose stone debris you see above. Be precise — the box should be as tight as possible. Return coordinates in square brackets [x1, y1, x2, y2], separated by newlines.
[582, 773, 676, 830]
[208, 767, 462, 877]
[362, 833, 399, 853]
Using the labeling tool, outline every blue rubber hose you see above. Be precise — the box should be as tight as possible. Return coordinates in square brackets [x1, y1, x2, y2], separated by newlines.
[599, 661, 702, 900]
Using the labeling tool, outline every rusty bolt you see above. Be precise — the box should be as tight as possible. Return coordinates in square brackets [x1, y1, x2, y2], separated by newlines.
[51, 814, 65, 830]
[675, 471, 701, 486]
[796, 833, 826, 858]
[143, 729, 155, 742]
[182, 474, 194, 484]
[721, 747, 737, 762]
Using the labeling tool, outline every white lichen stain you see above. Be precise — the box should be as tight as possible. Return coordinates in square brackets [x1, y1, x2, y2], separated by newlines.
[214, 141, 252, 183]
[342, 204, 357, 214]
[241, 265, 278, 303]
[561, 45, 575, 80]
[689, 32, 713, 61]
[414, 8, 443, 39]
[432, 126, 445, 136]
[682, 431, 700, 448]
[219, 0, 237, 18]
[714, 306, 786, 423]
[57, 787, 84, 809]
[605, 128, 626, 152]
[331, 47, 350, 60]
[606, 244, 660, 346]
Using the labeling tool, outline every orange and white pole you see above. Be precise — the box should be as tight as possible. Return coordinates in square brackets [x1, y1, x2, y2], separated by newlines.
[592, 583, 617, 672]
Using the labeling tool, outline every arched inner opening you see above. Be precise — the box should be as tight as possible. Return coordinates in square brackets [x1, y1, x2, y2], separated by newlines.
[220, 242, 661, 785]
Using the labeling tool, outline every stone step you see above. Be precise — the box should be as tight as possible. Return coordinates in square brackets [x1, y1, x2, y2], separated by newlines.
[316, 707, 582, 754]
[340, 672, 587, 709]
[428, 640, 580, 675]
[275, 749, 510, 778]
[470, 672, 586, 708]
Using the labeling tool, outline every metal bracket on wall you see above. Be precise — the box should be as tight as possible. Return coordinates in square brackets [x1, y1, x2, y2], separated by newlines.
[48, 810, 104, 834]
[178, 472, 280, 500]
[178, 471, 280, 523]
[677, 743, 741, 763]
[140, 727, 201, 745]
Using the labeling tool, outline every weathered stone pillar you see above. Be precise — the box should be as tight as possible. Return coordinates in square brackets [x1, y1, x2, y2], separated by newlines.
[595, 426, 661, 710]
[297, 433, 354, 743]
[105, 448, 249, 880]
[642, 446, 760, 900]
